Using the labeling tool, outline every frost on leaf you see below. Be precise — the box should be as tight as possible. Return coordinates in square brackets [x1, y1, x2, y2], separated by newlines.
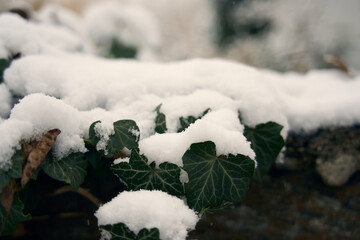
[111, 150, 183, 196]
[154, 104, 167, 134]
[108, 120, 140, 155]
[243, 122, 285, 180]
[87, 120, 139, 158]
[183, 141, 255, 213]
[87, 120, 101, 147]
[21, 129, 61, 188]
[42, 152, 87, 190]
[100, 223, 159, 240]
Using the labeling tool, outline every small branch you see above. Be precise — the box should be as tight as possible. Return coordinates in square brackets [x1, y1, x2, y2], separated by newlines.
[52, 186, 102, 207]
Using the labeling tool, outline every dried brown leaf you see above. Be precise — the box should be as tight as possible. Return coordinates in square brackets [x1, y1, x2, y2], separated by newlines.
[323, 55, 349, 73]
[21, 129, 61, 188]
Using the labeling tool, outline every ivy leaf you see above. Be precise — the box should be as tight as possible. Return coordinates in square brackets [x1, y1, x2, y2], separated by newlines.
[244, 122, 285, 180]
[100, 223, 159, 240]
[100, 223, 136, 240]
[87, 120, 101, 147]
[0, 194, 31, 236]
[0, 59, 11, 83]
[154, 104, 167, 134]
[7, 150, 24, 179]
[42, 152, 87, 190]
[177, 108, 211, 132]
[137, 228, 160, 240]
[107, 120, 140, 156]
[111, 150, 183, 196]
[183, 141, 255, 212]
[0, 173, 10, 195]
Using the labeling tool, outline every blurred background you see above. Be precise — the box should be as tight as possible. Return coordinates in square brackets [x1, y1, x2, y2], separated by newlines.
[1, 1, 360, 240]
[1, 0, 359, 72]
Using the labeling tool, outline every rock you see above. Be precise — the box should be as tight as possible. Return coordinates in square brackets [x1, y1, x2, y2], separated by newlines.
[316, 153, 360, 186]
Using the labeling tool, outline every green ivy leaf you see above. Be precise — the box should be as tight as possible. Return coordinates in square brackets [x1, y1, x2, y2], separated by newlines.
[0, 194, 31, 236]
[137, 228, 160, 240]
[244, 122, 285, 180]
[107, 120, 140, 156]
[100, 223, 136, 240]
[100, 223, 159, 240]
[0, 59, 11, 83]
[154, 104, 167, 134]
[42, 152, 87, 190]
[109, 39, 137, 59]
[183, 141, 255, 212]
[87, 120, 101, 147]
[177, 108, 211, 132]
[111, 150, 183, 196]
[7, 150, 23, 179]
[0, 172, 10, 195]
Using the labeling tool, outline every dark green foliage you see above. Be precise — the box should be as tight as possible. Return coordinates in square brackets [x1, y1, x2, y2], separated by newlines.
[0, 173, 10, 195]
[183, 141, 255, 212]
[87, 120, 101, 147]
[0, 194, 30, 236]
[7, 150, 23, 179]
[87, 120, 140, 158]
[0, 150, 23, 194]
[0, 59, 11, 83]
[154, 104, 167, 134]
[111, 150, 183, 196]
[100, 223, 159, 240]
[109, 39, 137, 59]
[42, 152, 87, 190]
[244, 122, 285, 180]
[107, 120, 140, 156]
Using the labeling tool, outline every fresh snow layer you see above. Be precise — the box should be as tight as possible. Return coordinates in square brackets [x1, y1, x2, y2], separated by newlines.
[0, 13, 84, 59]
[1, 53, 360, 170]
[95, 190, 199, 240]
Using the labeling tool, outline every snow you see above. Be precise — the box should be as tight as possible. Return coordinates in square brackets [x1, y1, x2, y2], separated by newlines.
[1, 2, 360, 238]
[226, 0, 360, 71]
[95, 190, 199, 240]
[1, 52, 360, 171]
[83, 0, 161, 60]
[139, 109, 255, 167]
[0, 13, 84, 58]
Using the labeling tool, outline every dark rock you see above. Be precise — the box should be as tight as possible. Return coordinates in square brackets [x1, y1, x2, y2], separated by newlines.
[189, 125, 360, 240]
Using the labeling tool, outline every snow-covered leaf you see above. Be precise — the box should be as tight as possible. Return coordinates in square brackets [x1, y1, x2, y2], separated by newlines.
[183, 141, 254, 212]
[0, 194, 31, 236]
[244, 122, 285, 180]
[42, 152, 87, 190]
[87, 120, 101, 147]
[111, 150, 183, 196]
[7, 150, 23, 179]
[100, 223, 159, 240]
[107, 120, 140, 156]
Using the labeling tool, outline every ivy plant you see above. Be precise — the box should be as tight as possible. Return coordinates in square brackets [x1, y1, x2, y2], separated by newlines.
[0, 107, 285, 239]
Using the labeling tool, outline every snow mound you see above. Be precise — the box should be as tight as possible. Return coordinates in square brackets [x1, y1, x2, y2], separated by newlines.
[95, 190, 199, 240]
